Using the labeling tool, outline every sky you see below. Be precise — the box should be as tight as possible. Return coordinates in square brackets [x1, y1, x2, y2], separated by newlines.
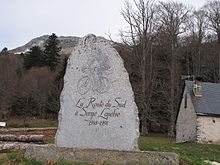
[0, 0, 207, 50]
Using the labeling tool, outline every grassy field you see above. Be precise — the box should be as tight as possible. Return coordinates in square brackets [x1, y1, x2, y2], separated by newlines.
[5, 117, 58, 128]
[0, 150, 90, 165]
[0, 150, 98, 165]
[0, 118, 220, 165]
[139, 134, 220, 165]
[0, 127, 219, 165]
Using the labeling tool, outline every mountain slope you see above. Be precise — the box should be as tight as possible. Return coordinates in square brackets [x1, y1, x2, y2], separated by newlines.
[10, 35, 80, 54]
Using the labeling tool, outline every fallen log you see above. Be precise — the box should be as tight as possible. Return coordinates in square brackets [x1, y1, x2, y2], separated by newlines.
[0, 142, 36, 152]
[0, 143, 26, 151]
[0, 135, 45, 143]
[0, 127, 57, 133]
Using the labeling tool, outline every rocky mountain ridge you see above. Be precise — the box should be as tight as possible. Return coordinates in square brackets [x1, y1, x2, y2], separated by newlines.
[10, 35, 80, 54]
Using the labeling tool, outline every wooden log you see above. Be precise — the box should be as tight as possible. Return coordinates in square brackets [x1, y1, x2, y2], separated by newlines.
[0, 135, 45, 143]
[0, 143, 22, 151]
[0, 143, 30, 151]
[0, 127, 57, 133]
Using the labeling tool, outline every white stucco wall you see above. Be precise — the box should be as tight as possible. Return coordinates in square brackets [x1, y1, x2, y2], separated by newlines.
[196, 116, 220, 144]
[176, 88, 197, 143]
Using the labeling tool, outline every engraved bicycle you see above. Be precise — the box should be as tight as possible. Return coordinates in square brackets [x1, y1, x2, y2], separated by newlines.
[77, 53, 111, 95]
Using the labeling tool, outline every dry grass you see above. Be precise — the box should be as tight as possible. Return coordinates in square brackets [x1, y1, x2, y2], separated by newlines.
[5, 117, 57, 128]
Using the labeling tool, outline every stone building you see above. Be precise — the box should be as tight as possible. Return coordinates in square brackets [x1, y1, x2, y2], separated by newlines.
[176, 80, 220, 144]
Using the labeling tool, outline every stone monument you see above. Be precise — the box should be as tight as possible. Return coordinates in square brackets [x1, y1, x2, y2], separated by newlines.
[55, 34, 139, 150]
[25, 34, 179, 165]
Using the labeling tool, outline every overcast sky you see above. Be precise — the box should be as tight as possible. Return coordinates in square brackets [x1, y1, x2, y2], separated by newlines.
[0, 0, 207, 50]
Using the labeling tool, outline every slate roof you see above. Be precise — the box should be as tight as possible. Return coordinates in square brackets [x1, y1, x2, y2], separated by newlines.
[185, 80, 220, 116]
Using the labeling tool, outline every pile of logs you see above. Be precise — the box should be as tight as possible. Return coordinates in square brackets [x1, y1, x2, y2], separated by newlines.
[0, 128, 55, 151]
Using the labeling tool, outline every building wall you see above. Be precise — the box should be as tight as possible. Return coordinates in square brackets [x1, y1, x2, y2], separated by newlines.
[196, 116, 220, 144]
[176, 88, 197, 143]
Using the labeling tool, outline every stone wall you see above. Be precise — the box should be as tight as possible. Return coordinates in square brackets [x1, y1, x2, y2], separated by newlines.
[176, 88, 197, 143]
[196, 116, 220, 144]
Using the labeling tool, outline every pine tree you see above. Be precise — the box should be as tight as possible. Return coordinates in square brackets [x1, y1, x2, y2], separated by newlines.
[43, 33, 61, 71]
[45, 88, 59, 118]
[56, 56, 68, 80]
[11, 95, 38, 126]
[11, 96, 38, 116]
[0, 47, 8, 54]
[23, 46, 44, 70]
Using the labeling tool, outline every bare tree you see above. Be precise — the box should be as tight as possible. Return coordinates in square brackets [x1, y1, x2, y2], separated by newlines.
[188, 9, 207, 77]
[203, 0, 220, 82]
[121, 0, 156, 135]
[156, 1, 190, 136]
[204, 0, 220, 43]
[17, 67, 57, 117]
[0, 54, 23, 119]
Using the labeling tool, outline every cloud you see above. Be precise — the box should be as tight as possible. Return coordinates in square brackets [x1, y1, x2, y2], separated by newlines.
[0, 0, 206, 49]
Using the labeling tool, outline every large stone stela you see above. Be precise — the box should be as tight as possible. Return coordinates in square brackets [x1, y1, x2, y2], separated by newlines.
[55, 34, 139, 150]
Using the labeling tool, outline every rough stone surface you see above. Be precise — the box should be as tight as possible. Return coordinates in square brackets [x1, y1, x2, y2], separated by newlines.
[176, 88, 197, 143]
[197, 116, 220, 144]
[25, 145, 179, 165]
[55, 34, 139, 150]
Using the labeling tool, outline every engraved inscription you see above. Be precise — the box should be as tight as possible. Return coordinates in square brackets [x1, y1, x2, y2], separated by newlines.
[75, 97, 127, 126]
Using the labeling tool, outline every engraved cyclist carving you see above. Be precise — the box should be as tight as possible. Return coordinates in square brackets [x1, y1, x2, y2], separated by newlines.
[77, 49, 111, 95]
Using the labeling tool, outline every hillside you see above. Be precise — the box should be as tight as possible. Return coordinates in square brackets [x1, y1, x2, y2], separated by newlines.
[10, 35, 80, 55]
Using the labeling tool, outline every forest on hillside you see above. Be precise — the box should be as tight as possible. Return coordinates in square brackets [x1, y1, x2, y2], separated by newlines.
[0, 0, 220, 136]
[0, 34, 66, 123]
